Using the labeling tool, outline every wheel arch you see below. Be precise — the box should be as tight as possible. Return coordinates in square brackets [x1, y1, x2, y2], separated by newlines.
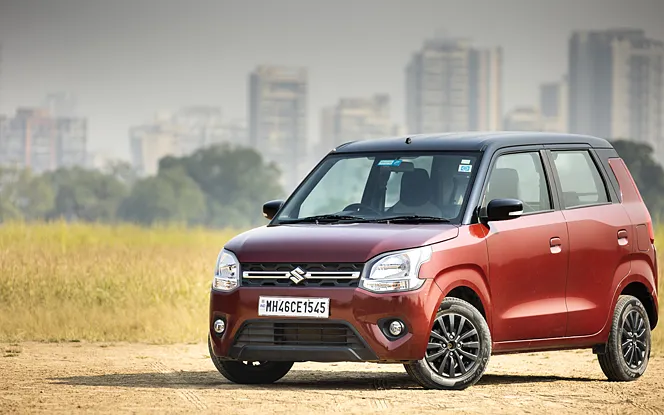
[446, 286, 487, 320]
[433, 265, 492, 332]
[621, 281, 658, 329]
[612, 260, 658, 330]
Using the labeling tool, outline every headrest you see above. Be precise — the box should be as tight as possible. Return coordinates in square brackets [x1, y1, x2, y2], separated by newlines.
[399, 168, 431, 207]
[487, 168, 519, 201]
[563, 191, 581, 208]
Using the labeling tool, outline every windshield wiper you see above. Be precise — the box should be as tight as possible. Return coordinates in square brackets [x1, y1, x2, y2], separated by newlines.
[369, 215, 451, 224]
[280, 214, 368, 224]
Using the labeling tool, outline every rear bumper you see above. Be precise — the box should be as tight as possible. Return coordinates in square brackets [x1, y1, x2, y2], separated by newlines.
[651, 288, 659, 329]
[209, 279, 443, 362]
[654, 247, 659, 328]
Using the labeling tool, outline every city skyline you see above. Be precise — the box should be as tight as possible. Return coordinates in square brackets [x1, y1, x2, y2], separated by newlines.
[249, 65, 308, 189]
[0, 106, 87, 172]
[569, 29, 664, 160]
[1, 0, 663, 160]
[3, 28, 663, 184]
[406, 38, 502, 133]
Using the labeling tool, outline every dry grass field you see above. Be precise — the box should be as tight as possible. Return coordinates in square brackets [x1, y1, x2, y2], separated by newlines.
[649, 230, 663, 354]
[0, 222, 235, 344]
[0, 222, 661, 353]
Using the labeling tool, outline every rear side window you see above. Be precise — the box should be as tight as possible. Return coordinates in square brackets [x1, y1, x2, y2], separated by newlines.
[551, 150, 608, 208]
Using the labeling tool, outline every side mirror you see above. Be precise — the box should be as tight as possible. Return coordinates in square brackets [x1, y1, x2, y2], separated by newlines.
[262, 200, 284, 220]
[486, 198, 523, 222]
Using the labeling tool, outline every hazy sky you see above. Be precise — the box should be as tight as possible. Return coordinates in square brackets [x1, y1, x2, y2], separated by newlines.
[1, 0, 663, 160]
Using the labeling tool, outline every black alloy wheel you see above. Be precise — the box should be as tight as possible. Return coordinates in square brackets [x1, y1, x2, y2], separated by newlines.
[405, 297, 491, 390]
[426, 312, 480, 378]
[597, 295, 651, 381]
[620, 309, 648, 369]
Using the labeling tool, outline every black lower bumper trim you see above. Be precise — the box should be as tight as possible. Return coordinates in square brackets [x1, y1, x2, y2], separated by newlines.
[228, 345, 378, 362]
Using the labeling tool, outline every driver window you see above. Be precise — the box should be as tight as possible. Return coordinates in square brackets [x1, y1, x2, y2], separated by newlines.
[299, 157, 373, 217]
[482, 152, 551, 214]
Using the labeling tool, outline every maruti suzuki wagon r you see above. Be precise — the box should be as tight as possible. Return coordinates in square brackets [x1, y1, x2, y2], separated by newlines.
[208, 132, 658, 390]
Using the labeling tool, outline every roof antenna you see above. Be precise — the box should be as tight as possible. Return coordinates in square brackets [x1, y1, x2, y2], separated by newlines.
[405, 137, 412, 144]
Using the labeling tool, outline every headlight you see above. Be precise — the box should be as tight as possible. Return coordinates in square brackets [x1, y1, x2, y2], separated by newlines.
[360, 246, 432, 293]
[212, 249, 239, 291]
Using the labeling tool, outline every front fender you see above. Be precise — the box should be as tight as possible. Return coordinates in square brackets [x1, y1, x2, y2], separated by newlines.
[419, 224, 492, 332]
[432, 266, 493, 333]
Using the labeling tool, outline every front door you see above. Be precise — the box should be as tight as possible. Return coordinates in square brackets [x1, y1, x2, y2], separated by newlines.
[482, 150, 569, 342]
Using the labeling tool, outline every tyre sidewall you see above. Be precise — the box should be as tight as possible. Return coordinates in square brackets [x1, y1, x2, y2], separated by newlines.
[208, 335, 293, 384]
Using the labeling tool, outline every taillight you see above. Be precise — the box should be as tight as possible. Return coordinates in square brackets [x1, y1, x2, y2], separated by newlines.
[647, 221, 655, 244]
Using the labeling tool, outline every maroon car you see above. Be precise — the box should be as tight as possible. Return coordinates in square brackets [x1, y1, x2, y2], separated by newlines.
[208, 132, 658, 390]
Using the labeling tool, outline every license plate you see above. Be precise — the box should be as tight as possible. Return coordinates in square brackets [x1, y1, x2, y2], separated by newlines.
[258, 296, 330, 318]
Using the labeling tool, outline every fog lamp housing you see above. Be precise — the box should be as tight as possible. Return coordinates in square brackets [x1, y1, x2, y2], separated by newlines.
[213, 319, 226, 334]
[378, 318, 408, 340]
[389, 320, 405, 336]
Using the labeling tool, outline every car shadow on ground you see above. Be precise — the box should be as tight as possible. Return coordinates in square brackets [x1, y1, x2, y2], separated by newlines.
[51, 370, 598, 390]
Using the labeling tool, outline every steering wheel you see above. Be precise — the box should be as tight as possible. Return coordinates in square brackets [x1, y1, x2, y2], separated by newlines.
[342, 203, 381, 216]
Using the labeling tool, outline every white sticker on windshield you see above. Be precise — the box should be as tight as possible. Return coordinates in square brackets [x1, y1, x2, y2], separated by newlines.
[461, 159, 471, 164]
[377, 159, 402, 167]
[458, 164, 472, 173]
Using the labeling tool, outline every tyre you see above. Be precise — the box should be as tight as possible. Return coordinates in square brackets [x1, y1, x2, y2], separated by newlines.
[598, 295, 651, 381]
[208, 336, 294, 384]
[405, 297, 491, 390]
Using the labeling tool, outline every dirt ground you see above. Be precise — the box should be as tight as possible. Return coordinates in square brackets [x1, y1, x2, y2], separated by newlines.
[1, 342, 663, 414]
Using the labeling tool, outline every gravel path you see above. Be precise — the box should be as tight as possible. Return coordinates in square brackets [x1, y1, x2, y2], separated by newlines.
[1, 342, 663, 414]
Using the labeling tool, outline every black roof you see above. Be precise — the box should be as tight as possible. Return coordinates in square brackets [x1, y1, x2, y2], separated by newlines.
[333, 132, 613, 154]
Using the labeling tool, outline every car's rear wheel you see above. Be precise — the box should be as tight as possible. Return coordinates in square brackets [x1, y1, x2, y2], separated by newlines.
[405, 297, 491, 390]
[598, 295, 651, 381]
[208, 336, 293, 384]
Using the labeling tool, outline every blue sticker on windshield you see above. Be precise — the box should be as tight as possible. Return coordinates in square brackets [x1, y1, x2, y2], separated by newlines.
[458, 164, 472, 173]
[378, 159, 402, 166]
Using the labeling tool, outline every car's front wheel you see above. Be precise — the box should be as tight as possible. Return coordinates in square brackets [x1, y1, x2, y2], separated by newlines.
[208, 336, 293, 384]
[405, 297, 491, 390]
[597, 295, 651, 381]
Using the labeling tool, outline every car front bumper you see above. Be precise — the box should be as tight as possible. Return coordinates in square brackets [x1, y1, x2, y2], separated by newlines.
[208, 279, 443, 362]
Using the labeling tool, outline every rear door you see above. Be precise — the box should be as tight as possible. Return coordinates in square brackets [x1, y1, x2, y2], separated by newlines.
[545, 147, 632, 337]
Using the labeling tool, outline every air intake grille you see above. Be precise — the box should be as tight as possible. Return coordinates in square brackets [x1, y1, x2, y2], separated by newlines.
[234, 321, 365, 349]
[241, 263, 363, 287]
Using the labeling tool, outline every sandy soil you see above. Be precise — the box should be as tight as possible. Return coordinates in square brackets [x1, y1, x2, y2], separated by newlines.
[1, 342, 663, 414]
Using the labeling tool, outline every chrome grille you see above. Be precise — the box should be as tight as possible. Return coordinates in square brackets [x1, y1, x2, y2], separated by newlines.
[241, 263, 363, 287]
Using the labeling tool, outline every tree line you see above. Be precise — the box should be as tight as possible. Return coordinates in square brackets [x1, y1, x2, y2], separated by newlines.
[0, 143, 284, 228]
[611, 140, 664, 221]
[1, 139, 664, 227]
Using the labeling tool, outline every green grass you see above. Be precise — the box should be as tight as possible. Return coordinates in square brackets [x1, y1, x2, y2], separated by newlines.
[0, 221, 661, 354]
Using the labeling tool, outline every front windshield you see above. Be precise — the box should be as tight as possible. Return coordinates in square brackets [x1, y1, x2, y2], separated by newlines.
[275, 152, 480, 224]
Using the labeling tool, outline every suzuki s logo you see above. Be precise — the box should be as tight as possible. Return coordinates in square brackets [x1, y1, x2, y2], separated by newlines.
[289, 267, 306, 284]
